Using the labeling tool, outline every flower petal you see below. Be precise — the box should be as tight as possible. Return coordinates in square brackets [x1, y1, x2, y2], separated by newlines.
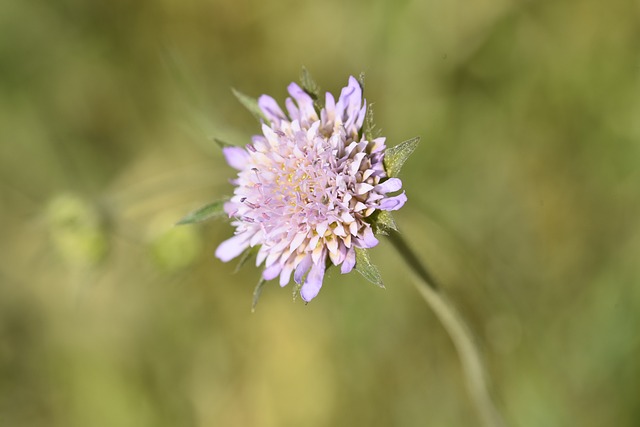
[379, 192, 407, 211]
[329, 242, 346, 265]
[279, 262, 294, 287]
[222, 147, 249, 170]
[375, 177, 402, 194]
[294, 255, 313, 284]
[355, 101, 367, 129]
[301, 260, 327, 302]
[262, 262, 282, 281]
[355, 183, 374, 195]
[258, 95, 287, 124]
[323, 92, 336, 122]
[289, 231, 307, 254]
[215, 233, 250, 262]
[357, 226, 379, 249]
[288, 82, 312, 105]
[285, 97, 300, 121]
[341, 248, 356, 274]
[336, 76, 362, 119]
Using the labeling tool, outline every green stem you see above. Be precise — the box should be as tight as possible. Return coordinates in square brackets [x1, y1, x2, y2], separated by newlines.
[387, 230, 506, 427]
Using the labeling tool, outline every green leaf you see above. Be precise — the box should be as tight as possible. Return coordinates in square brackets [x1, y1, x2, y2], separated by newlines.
[234, 246, 257, 273]
[357, 72, 366, 90]
[251, 277, 267, 313]
[292, 282, 302, 301]
[372, 210, 398, 236]
[363, 102, 381, 141]
[213, 137, 234, 149]
[232, 88, 268, 122]
[299, 66, 324, 111]
[384, 136, 421, 177]
[355, 248, 385, 288]
[300, 67, 320, 100]
[176, 199, 228, 225]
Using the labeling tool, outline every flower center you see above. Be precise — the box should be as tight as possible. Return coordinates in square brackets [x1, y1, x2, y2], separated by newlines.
[266, 148, 333, 224]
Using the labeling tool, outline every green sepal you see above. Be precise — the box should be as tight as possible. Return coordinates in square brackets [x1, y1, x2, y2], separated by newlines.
[383, 136, 421, 178]
[232, 88, 268, 122]
[357, 72, 366, 89]
[363, 103, 382, 141]
[234, 246, 258, 273]
[300, 66, 324, 111]
[251, 277, 267, 313]
[213, 137, 234, 149]
[292, 282, 302, 301]
[300, 67, 320, 100]
[371, 210, 398, 236]
[354, 248, 385, 288]
[176, 199, 228, 225]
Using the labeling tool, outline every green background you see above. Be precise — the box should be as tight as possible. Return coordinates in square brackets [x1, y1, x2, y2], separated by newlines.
[1, 0, 639, 425]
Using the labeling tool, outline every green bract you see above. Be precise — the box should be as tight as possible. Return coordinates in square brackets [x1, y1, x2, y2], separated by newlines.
[354, 247, 385, 288]
[383, 136, 421, 178]
[176, 199, 228, 225]
[231, 88, 268, 122]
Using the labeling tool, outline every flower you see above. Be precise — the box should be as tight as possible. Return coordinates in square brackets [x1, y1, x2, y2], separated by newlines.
[215, 76, 407, 302]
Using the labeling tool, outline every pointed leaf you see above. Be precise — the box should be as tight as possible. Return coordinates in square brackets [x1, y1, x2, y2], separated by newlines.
[232, 88, 268, 122]
[357, 72, 366, 90]
[213, 137, 234, 149]
[251, 277, 267, 313]
[372, 210, 398, 236]
[292, 282, 302, 302]
[384, 137, 420, 177]
[363, 102, 381, 141]
[176, 199, 228, 225]
[355, 248, 385, 288]
[300, 66, 320, 101]
[299, 67, 324, 111]
[234, 246, 257, 273]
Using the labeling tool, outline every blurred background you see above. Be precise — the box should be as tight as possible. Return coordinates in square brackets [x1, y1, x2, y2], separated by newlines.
[1, 0, 639, 425]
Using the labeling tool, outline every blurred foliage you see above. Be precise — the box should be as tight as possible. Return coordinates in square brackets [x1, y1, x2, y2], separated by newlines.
[46, 194, 108, 268]
[1, 0, 639, 426]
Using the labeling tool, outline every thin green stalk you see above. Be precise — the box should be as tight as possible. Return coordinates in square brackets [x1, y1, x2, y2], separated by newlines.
[387, 230, 506, 427]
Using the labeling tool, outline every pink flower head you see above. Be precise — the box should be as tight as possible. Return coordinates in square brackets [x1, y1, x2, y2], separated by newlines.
[215, 76, 407, 302]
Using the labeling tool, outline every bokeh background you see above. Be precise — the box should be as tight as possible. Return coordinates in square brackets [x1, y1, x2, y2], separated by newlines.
[1, 0, 639, 425]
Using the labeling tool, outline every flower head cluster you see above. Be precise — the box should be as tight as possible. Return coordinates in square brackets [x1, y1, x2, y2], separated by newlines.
[215, 76, 407, 301]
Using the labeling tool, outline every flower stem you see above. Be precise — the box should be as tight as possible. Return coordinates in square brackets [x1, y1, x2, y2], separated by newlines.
[387, 230, 507, 427]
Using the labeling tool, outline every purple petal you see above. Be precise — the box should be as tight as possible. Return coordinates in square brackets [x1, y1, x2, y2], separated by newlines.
[325, 92, 336, 116]
[285, 97, 300, 121]
[337, 76, 362, 122]
[358, 226, 379, 249]
[289, 231, 307, 253]
[258, 95, 286, 123]
[294, 255, 313, 284]
[262, 262, 282, 281]
[375, 178, 403, 194]
[287, 82, 316, 120]
[215, 233, 250, 262]
[355, 183, 374, 195]
[341, 248, 356, 274]
[279, 263, 294, 287]
[355, 101, 367, 129]
[256, 247, 268, 266]
[223, 201, 237, 216]
[371, 137, 386, 153]
[222, 146, 249, 170]
[288, 82, 311, 105]
[378, 192, 407, 211]
[328, 241, 346, 265]
[348, 152, 367, 175]
[300, 260, 326, 302]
